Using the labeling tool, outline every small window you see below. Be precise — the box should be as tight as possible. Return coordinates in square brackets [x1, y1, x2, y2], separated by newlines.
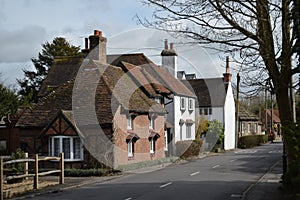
[150, 138, 155, 154]
[241, 123, 245, 133]
[0, 140, 7, 151]
[248, 123, 251, 133]
[180, 97, 186, 110]
[127, 115, 133, 129]
[188, 98, 194, 110]
[164, 131, 168, 151]
[209, 108, 212, 115]
[186, 124, 192, 139]
[149, 116, 154, 129]
[128, 140, 133, 157]
[180, 124, 183, 140]
[254, 123, 258, 133]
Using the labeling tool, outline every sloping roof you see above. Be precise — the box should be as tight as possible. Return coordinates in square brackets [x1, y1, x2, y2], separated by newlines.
[239, 108, 260, 121]
[185, 78, 227, 107]
[141, 63, 195, 97]
[107, 53, 154, 67]
[120, 62, 172, 98]
[17, 60, 166, 128]
[38, 57, 83, 97]
[260, 109, 281, 124]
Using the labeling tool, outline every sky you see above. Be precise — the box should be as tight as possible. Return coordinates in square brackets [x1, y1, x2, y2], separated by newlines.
[0, 0, 228, 88]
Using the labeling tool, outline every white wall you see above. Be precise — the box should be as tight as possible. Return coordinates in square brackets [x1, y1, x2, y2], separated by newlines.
[196, 107, 224, 123]
[223, 83, 236, 150]
[173, 96, 196, 143]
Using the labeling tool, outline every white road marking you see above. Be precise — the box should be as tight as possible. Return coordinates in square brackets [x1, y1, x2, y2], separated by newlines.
[212, 165, 220, 169]
[124, 198, 132, 200]
[230, 194, 243, 198]
[160, 182, 173, 188]
[230, 159, 236, 162]
[267, 179, 280, 183]
[190, 171, 200, 176]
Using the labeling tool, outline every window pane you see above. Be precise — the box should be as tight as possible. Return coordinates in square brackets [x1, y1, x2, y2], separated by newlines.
[54, 138, 60, 157]
[49, 138, 52, 156]
[73, 138, 82, 159]
[63, 138, 70, 159]
[186, 125, 191, 138]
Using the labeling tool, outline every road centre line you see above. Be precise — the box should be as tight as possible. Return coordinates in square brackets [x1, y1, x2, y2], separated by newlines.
[124, 198, 132, 200]
[230, 159, 236, 162]
[160, 182, 173, 188]
[190, 171, 200, 176]
[212, 165, 220, 169]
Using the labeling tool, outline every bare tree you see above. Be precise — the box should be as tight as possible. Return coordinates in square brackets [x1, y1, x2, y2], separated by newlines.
[139, 0, 299, 187]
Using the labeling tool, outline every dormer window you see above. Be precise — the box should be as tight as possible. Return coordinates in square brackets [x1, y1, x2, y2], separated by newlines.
[180, 97, 186, 110]
[154, 97, 161, 104]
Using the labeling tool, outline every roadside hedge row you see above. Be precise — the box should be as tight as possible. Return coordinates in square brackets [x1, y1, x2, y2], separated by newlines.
[176, 140, 203, 159]
[238, 134, 268, 149]
[64, 168, 109, 177]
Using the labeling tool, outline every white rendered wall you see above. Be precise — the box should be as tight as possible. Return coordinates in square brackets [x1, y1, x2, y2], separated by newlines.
[223, 83, 236, 150]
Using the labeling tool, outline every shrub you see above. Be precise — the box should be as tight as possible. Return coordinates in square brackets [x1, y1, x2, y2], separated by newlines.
[64, 168, 109, 177]
[238, 134, 268, 148]
[176, 140, 202, 159]
[11, 148, 25, 174]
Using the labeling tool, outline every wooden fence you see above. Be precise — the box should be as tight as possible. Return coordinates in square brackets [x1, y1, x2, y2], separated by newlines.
[0, 153, 64, 200]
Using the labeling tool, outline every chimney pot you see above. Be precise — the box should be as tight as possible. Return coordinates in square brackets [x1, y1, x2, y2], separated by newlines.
[226, 56, 230, 72]
[85, 38, 89, 49]
[170, 43, 174, 50]
[164, 39, 168, 50]
[99, 31, 102, 38]
[94, 30, 98, 36]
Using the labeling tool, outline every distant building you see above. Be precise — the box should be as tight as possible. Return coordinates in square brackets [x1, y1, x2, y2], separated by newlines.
[239, 108, 263, 136]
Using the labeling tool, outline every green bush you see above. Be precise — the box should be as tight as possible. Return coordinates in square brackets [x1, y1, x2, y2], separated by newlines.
[238, 134, 268, 149]
[176, 140, 202, 159]
[64, 168, 109, 177]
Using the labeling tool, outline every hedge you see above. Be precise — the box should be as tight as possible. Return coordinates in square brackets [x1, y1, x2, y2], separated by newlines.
[176, 140, 203, 159]
[64, 168, 109, 177]
[238, 134, 268, 149]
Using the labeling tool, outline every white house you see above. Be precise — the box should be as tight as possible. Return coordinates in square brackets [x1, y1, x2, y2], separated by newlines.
[160, 40, 197, 145]
[184, 57, 236, 150]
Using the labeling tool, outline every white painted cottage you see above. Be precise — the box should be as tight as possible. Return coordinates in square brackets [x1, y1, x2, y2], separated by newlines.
[160, 40, 197, 145]
[184, 58, 236, 150]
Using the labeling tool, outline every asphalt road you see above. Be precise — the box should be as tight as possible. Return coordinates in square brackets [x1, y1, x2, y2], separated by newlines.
[32, 142, 283, 200]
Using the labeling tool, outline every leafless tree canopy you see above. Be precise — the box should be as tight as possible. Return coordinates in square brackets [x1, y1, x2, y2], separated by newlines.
[138, 0, 299, 95]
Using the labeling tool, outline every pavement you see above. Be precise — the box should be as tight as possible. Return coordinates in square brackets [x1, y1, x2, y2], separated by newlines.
[10, 144, 285, 200]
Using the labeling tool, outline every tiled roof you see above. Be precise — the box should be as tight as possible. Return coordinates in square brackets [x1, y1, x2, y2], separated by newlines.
[17, 60, 166, 128]
[185, 78, 227, 107]
[107, 53, 154, 67]
[38, 57, 83, 97]
[120, 62, 172, 97]
[239, 108, 260, 121]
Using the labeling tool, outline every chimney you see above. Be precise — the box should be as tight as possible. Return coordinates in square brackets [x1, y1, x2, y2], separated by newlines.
[223, 56, 232, 83]
[161, 40, 178, 78]
[81, 37, 90, 58]
[88, 29, 107, 63]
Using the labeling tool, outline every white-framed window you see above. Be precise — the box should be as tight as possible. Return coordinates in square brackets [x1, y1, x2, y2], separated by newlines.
[149, 116, 154, 129]
[127, 115, 133, 130]
[150, 138, 155, 154]
[128, 140, 133, 157]
[180, 97, 186, 110]
[254, 123, 258, 133]
[164, 131, 168, 151]
[248, 123, 251, 133]
[188, 98, 194, 111]
[186, 124, 192, 139]
[180, 124, 183, 140]
[199, 107, 212, 115]
[49, 136, 83, 161]
[241, 123, 245, 133]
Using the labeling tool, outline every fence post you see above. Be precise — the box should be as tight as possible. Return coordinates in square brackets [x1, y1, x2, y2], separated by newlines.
[60, 152, 64, 184]
[24, 153, 28, 180]
[1, 157, 3, 200]
[34, 154, 38, 189]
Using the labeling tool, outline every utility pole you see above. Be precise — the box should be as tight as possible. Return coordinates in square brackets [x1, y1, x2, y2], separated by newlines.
[235, 73, 240, 149]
